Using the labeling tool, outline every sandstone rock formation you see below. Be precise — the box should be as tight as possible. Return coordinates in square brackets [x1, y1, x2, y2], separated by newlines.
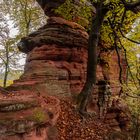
[0, 89, 60, 140]
[11, 16, 88, 99]
[10, 16, 126, 98]
[0, 0, 130, 139]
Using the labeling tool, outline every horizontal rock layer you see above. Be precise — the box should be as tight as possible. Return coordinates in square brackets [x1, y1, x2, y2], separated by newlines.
[13, 17, 127, 97]
[18, 17, 88, 53]
[12, 17, 89, 98]
[0, 89, 60, 140]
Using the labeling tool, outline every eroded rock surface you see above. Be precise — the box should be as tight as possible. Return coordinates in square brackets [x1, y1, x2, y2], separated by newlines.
[10, 17, 88, 98]
[10, 16, 126, 99]
[0, 0, 130, 139]
[8, 15, 129, 136]
[0, 89, 60, 140]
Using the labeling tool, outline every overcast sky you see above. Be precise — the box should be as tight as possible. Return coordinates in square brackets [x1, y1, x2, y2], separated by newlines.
[8, 19, 26, 66]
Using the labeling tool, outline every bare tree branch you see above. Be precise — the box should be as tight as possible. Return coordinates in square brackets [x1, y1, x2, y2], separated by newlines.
[120, 8, 126, 27]
[119, 28, 140, 44]
[125, 92, 140, 98]
[0, 55, 6, 64]
[118, 39, 139, 89]
[108, 17, 124, 96]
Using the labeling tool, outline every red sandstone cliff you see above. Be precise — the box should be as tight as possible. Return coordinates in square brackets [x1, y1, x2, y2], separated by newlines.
[10, 16, 126, 98]
[0, 1, 131, 139]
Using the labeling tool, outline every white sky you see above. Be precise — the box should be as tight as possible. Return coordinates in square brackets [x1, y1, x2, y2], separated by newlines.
[8, 19, 26, 66]
[8, 20, 18, 37]
[136, 54, 140, 58]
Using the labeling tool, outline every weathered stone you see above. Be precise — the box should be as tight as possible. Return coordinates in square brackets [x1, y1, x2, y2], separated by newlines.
[13, 15, 127, 100]
[104, 98, 131, 132]
[0, 1, 129, 139]
[18, 17, 88, 53]
[12, 17, 88, 99]
[0, 90, 60, 140]
[0, 95, 38, 112]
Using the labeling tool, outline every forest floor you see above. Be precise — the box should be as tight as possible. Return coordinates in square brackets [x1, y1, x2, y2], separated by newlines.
[56, 99, 110, 140]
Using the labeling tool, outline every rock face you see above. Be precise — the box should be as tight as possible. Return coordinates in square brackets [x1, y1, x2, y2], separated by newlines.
[0, 89, 60, 140]
[14, 15, 129, 133]
[11, 16, 126, 98]
[12, 16, 88, 98]
[104, 98, 131, 132]
[0, 1, 130, 139]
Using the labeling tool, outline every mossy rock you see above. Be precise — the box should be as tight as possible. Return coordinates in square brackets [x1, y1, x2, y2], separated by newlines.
[27, 108, 49, 124]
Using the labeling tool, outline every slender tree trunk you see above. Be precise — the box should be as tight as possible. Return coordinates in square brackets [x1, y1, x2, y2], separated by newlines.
[3, 63, 9, 88]
[3, 46, 9, 88]
[77, 2, 108, 113]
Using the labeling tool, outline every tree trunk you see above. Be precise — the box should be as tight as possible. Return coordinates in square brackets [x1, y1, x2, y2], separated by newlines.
[3, 46, 9, 88]
[3, 63, 9, 88]
[77, 2, 108, 113]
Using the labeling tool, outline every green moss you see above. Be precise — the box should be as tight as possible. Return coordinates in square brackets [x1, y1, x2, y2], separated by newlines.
[32, 108, 47, 123]
[54, 0, 92, 28]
